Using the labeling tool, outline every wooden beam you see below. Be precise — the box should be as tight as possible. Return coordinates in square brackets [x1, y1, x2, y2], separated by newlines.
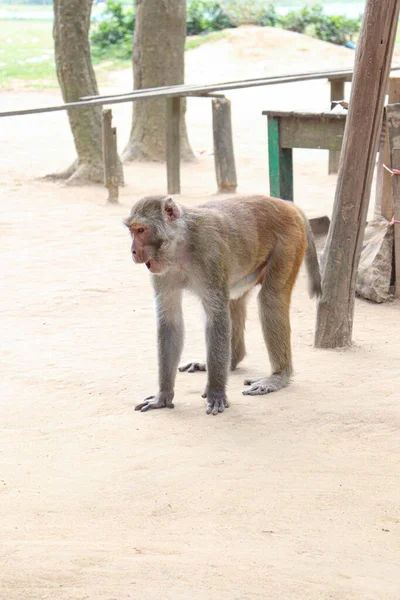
[375, 77, 400, 220]
[166, 97, 181, 195]
[102, 109, 119, 204]
[80, 69, 358, 102]
[386, 103, 400, 297]
[328, 76, 346, 174]
[212, 97, 237, 193]
[267, 117, 293, 201]
[315, 0, 400, 349]
[279, 115, 345, 151]
[390, 148, 400, 297]
[309, 216, 331, 236]
[2, 68, 400, 120]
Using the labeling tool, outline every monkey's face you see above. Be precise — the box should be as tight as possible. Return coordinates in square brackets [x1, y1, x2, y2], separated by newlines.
[124, 195, 183, 275]
[126, 222, 165, 274]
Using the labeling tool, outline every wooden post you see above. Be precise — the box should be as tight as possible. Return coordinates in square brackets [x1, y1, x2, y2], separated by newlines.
[390, 148, 400, 297]
[386, 104, 400, 297]
[375, 78, 400, 220]
[102, 109, 119, 204]
[328, 76, 346, 174]
[212, 97, 237, 193]
[267, 116, 293, 201]
[166, 97, 181, 195]
[315, 0, 400, 349]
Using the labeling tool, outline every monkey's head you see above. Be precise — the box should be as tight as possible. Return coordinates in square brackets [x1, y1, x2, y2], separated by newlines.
[124, 195, 185, 275]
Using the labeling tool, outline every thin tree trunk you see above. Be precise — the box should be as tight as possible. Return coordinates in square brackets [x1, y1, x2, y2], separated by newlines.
[315, 0, 400, 348]
[123, 0, 194, 163]
[50, 0, 123, 185]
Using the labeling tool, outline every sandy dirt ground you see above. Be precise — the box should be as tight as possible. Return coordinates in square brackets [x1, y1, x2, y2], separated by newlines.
[1, 27, 400, 600]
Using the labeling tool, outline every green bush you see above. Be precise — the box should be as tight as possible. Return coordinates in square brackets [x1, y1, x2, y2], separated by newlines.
[222, 1, 280, 28]
[90, 0, 134, 60]
[280, 3, 361, 45]
[187, 0, 234, 35]
[313, 14, 362, 46]
[257, 4, 280, 28]
[280, 3, 324, 34]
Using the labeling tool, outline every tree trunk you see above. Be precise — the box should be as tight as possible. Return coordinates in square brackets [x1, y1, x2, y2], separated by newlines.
[51, 0, 123, 185]
[314, 0, 400, 349]
[122, 0, 194, 163]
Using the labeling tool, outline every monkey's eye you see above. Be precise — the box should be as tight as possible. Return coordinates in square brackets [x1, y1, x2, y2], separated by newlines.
[137, 227, 145, 234]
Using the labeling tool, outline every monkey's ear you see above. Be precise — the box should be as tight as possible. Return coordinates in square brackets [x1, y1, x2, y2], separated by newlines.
[163, 197, 181, 222]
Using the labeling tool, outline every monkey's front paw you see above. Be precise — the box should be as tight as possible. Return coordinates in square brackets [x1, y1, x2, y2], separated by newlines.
[242, 375, 287, 396]
[178, 361, 207, 373]
[205, 391, 229, 415]
[135, 393, 174, 412]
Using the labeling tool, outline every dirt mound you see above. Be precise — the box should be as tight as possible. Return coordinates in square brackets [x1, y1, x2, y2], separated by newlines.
[186, 25, 355, 83]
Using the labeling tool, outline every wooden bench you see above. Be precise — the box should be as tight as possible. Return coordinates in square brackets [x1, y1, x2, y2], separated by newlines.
[262, 109, 347, 202]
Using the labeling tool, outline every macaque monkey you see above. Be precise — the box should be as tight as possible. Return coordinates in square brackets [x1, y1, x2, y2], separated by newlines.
[124, 194, 321, 415]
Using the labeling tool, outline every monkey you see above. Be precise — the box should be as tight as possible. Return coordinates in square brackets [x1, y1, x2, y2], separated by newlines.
[124, 194, 321, 415]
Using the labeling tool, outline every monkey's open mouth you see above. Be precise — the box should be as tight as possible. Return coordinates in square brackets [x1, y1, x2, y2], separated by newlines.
[145, 261, 151, 270]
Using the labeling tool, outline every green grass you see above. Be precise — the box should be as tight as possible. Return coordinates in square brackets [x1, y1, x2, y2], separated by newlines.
[0, 19, 130, 89]
[0, 5, 51, 13]
[0, 19, 228, 90]
[186, 31, 226, 50]
[0, 20, 56, 88]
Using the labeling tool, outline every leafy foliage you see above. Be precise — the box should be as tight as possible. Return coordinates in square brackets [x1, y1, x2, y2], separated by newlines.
[90, 0, 135, 60]
[222, 1, 280, 28]
[186, 0, 234, 35]
[280, 4, 324, 34]
[313, 13, 362, 46]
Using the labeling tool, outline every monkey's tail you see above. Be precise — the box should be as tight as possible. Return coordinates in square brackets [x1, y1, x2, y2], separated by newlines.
[296, 208, 322, 298]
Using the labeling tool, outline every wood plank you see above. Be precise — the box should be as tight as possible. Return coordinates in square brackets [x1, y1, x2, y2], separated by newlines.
[81, 69, 359, 102]
[315, 0, 400, 349]
[166, 97, 181, 195]
[327, 73, 353, 82]
[262, 110, 346, 120]
[387, 103, 400, 297]
[328, 77, 346, 173]
[212, 97, 237, 193]
[309, 216, 331, 236]
[390, 148, 400, 297]
[374, 78, 400, 220]
[2, 67, 400, 120]
[267, 117, 293, 201]
[280, 116, 345, 150]
[375, 109, 392, 219]
[102, 109, 119, 204]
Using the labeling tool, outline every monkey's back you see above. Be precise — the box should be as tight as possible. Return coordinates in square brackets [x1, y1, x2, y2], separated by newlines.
[188, 194, 307, 289]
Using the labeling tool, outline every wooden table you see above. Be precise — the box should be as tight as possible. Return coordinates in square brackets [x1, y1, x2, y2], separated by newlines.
[262, 110, 347, 202]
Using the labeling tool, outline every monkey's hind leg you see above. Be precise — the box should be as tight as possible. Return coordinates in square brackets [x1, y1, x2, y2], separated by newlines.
[230, 294, 248, 370]
[243, 246, 303, 396]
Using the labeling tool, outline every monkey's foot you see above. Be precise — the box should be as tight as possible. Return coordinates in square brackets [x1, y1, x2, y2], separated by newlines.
[135, 394, 174, 412]
[242, 374, 290, 396]
[178, 361, 207, 373]
[205, 391, 230, 415]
